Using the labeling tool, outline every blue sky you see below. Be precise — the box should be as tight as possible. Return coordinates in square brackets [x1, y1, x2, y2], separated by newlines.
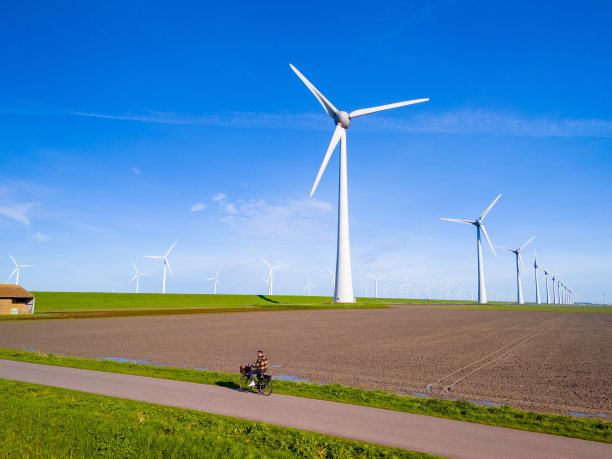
[1, 1, 611, 303]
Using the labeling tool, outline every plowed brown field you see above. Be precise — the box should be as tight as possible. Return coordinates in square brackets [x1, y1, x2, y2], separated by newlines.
[1, 306, 610, 417]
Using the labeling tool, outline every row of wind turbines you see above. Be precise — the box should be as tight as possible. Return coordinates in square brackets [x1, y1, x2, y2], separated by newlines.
[3, 64, 581, 304]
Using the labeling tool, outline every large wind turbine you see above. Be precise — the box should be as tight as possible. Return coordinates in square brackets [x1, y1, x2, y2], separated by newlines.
[142, 239, 178, 294]
[290, 64, 428, 303]
[205, 269, 221, 295]
[368, 274, 385, 299]
[440, 194, 502, 304]
[497, 236, 536, 304]
[129, 262, 151, 294]
[261, 257, 285, 296]
[7, 254, 35, 286]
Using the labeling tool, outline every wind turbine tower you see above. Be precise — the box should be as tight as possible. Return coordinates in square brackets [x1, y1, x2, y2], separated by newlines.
[142, 239, 178, 294]
[7, 253, 35, 286]
[440, 194, 502, 304]
[290, 64, 428, 303]
[498, 236, 535, 304]
[261, 257, 285, 296]
[368, 274, 385, 299]
[129, 263, 151, 294]
[304, 277, 316, 296]
[205, 270, 221, 294]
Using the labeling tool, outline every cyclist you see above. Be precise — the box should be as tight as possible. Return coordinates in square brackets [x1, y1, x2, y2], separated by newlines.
[248, 350, 268, 387]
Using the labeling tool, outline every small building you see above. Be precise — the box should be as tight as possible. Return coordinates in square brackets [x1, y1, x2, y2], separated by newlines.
[0, 284, 35, 315]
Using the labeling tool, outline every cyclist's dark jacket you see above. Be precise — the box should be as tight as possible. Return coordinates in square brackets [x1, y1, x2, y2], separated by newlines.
[255, 355, 268, 374]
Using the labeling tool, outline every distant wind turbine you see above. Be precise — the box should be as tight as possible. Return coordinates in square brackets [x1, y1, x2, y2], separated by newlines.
[205, 270, 221, 295]
[497, 236, 536, 304]
[290, 64, 428, 303]
[425, 281, 435, 301]
[440, 194, 502, 304]
[261, 257, 285, 296]
[129, 262, 151, 294]
[7, 253, 35, 286]
[142, 239, 178, 294]
[400, 277, 414, 299]
[368, 274, 385, 299]
[304, 277, 316, 296]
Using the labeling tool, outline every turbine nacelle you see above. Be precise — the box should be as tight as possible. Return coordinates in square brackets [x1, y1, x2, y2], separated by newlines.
[334, 111, 350, 129]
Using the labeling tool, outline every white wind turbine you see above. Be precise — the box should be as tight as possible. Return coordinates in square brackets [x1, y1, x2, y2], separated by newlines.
[304, 277, 316, 296]
[400, 277, 414, 299]
[531, 250, 543, 304]
[425, 281, 435, 301]
[261, 257, 285, 296]
[551, 275, 558, 304]
[497, 236, 536, 304]
[440, 194, 502, 304]
[368, 274, 385, 299]
[142, 239, 178, 294]
[205, 270, 221, 295]
[290, 64, 428, 303]
[8, 253, 35, 286]
[129, 262, 151, 294]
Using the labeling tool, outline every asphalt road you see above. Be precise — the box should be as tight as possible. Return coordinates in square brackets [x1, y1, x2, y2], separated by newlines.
[1, 359, 609, 458]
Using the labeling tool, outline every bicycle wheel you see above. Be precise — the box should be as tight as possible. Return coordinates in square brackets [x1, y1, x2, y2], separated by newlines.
[239, 375, 256, 392]
[259, 378, 273, 396]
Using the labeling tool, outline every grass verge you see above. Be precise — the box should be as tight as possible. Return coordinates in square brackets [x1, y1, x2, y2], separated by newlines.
[0, 378, 427, 458]
[0, 349, 609, 444]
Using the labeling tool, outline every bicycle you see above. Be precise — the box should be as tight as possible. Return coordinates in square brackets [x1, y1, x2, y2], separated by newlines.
[239, 364, 273, 396]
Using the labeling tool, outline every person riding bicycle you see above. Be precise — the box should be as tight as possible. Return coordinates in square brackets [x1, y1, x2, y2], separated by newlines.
[248, 350, 268, 387]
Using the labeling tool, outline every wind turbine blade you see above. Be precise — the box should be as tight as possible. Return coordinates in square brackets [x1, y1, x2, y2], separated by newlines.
[349, 98, 429, 119]
[216, 279, 221, 287]
[519, 253, 525, 271]
[310, 125, 344, 197]
[165, 239, 179, 256]
[479, 193, 502, 220]
[519, 236, 536, 251]
[142, 256, 163, 259]
[439, 218, 475, 225]
[9, 253, 17, 266]
[495, 245, 514, 253]
[480, 224, 496, 255]
[8, 268, 17, 280]
[367, 274, 375, 280]
[260, 257, 271, 268]
[129, 274, 137, 284]
[21, 265, 36, 267]
[133, 262, 138, 273]
[289, 64, 338, 118]
[165, 258, 174, 277]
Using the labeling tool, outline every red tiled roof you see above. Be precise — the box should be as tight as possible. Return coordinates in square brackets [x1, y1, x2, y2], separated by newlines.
[0, 284, 34, 299]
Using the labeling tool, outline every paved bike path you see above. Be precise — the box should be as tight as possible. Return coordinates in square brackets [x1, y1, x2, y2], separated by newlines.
[0, 360, 609, 458]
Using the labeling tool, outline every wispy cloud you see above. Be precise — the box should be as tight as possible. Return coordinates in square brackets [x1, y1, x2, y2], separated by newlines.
[217, 197, 334, 237]
[3, 100, 611, 137]
[32, 232, 50, 242]
[190, 202, 206, 212]
[212, 193, 227, 202]
[131, 168, 141, 176]
[0, 202, 37, 225]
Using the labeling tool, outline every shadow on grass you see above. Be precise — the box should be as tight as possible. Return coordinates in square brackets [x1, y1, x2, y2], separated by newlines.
[257, 295, 280, 304]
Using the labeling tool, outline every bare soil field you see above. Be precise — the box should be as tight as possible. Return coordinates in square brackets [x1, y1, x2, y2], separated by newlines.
[1, 307, 610, 417]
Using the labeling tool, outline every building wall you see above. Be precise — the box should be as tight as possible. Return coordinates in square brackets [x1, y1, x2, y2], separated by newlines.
[0, 298, 32, 314]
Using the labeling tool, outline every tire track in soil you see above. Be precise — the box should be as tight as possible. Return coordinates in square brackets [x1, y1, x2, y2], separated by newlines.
[426, 317, 561, 395]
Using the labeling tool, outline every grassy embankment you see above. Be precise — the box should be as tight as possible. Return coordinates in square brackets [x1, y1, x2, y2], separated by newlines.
[5, 291, 607, 320]
[0, 378, 426, 458]
[0, 349, 608, 444]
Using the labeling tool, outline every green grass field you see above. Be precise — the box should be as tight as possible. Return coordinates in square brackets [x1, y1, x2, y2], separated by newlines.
[0, 378, 427, 458]
[1, 349, 608, 444]
[0, 291, 605, 320]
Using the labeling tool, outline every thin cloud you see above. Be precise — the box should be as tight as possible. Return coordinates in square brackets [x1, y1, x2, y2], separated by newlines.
[131, 168, 141, 176]
[4, 100, 611, 137]
[0, 203, 37, 225]
[190, 203, 206, 212]
[212, 193, 227, 202]
[32, 232, 50, 242]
